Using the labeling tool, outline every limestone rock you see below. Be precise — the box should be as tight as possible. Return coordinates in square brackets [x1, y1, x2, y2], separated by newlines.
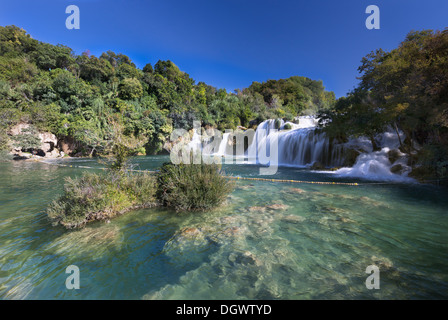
[9, 123, 63, 159]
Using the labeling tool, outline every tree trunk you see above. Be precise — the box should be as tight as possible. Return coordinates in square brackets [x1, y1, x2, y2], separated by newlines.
[370, 135, 380, 151]
[393, 121, 403, 149]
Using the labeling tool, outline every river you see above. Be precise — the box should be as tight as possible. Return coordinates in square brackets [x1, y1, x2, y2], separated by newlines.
[0, 156, 447, 299]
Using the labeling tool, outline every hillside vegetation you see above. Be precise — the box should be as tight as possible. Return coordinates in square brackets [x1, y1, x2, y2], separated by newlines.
[0, 25, 335, 157]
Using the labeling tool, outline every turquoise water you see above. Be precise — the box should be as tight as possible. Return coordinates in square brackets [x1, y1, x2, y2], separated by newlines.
[0, 156, 447, 299]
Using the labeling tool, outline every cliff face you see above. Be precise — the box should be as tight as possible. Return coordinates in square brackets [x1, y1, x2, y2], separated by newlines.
[8, 123, 65, 160]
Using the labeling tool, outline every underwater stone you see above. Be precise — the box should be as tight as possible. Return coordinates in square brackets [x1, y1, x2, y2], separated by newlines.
[248, 206, 267, 213]
[266, 204, 289, 211]
[289, 188, 306, 194]
[281, 215, 305, 223]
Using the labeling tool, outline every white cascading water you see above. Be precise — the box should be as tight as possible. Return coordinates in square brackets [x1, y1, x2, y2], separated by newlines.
[186, 116, 413, 181]
[333, 131, 413, 181]
[246, 117, 345, 168]
[187, 130, 203, 152]
[215, 132, 231, 156]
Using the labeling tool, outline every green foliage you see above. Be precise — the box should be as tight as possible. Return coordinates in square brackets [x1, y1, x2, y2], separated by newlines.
[0, 108, 21, 128]
[143, 63, 154, 74]
[28, 103, 67, 135]
[321, 28, 448, 179]
[118, 78, 143, 100]
[156, 162, 234, 212]
[47, 161, 235, 229]
[12, 126, 41, 151]
[0, 128, 10, 150]
[0, 56, 38, 84]
[0, 150, 13, 161]
[47, 171, 157, 229]
[0, 26, 37, 57]
[33, 43, 75, 71]
[244, 76, 335, 116]
[77, 54, 114, 83]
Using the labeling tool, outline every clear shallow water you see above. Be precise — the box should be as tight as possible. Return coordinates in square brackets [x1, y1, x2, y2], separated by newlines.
[0, 156, 447, 299]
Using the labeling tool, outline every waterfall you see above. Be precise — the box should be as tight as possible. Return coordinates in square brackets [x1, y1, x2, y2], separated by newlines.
[216, 132, 231, 156]
[184, 116, 413, 181]
[187, 130, 202, 152]
[247, 118, 344, 167]
[332, 131, 413, 181]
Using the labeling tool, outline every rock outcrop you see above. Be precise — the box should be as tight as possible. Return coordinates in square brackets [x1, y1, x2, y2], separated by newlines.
[8, 123, 65, 159]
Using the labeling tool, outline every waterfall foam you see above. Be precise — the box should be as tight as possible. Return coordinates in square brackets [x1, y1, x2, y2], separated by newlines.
[247, 117, 344, 168]
[333, 148, 412, 181]
[184, 116, 413, 181]
[331, 130, 413, 181]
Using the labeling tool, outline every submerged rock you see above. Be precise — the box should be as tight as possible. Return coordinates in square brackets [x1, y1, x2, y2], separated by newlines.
[266, 204, 289, 211]
[236, 184, 255, 190]
[178, 227, 202, 239]
[335, 193, 357, 200]
[222, 226, 247, 237]
[320, 206, 346, 214]
[288, 188, 306, 194]
[358, 196, 387, 207]
[371, 255, 394, 270]
[208, 225, 250, 246]
[228, 251, 262, 267]
[248, 206, 267, 213]
[219, 215, 239, 224]
[167, 227, 208, 245]
[309, 191, 335, 199]
[248, 203, 289, 213]
[281, 215, 305, 224]
[336, 217, 353, 223]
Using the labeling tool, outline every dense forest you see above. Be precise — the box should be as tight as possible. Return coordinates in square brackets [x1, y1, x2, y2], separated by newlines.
[319, 29, 448, 180]
[0, 25, 334, 157]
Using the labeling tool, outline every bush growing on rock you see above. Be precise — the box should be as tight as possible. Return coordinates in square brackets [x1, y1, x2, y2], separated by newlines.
[0, 129, 9, 151]
[12, 126, 41, 152]
[156, 162, 234, 212]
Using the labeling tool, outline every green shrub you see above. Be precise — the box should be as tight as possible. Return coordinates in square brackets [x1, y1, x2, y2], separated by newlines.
[47, 171, 157, 229]
[12, 126, 41, 151]
[0, 150, 12, 161]
[156, 162, 234, 212]
[283, 123, 292, 130]
[118, 78, 143, 100]
[0, 128, 9, 151]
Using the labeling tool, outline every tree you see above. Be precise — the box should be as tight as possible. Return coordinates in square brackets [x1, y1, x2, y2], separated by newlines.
[143, 63, 153, 74]
[322, 28, 448, 179]
[13, 126, 41, 152]
[118, 78, 143, 100]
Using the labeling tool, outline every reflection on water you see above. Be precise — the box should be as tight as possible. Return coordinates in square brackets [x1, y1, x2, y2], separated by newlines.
[0, 156, 448, 299]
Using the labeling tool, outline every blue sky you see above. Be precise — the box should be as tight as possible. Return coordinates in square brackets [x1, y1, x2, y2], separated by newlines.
[1, 0, 447, 97]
